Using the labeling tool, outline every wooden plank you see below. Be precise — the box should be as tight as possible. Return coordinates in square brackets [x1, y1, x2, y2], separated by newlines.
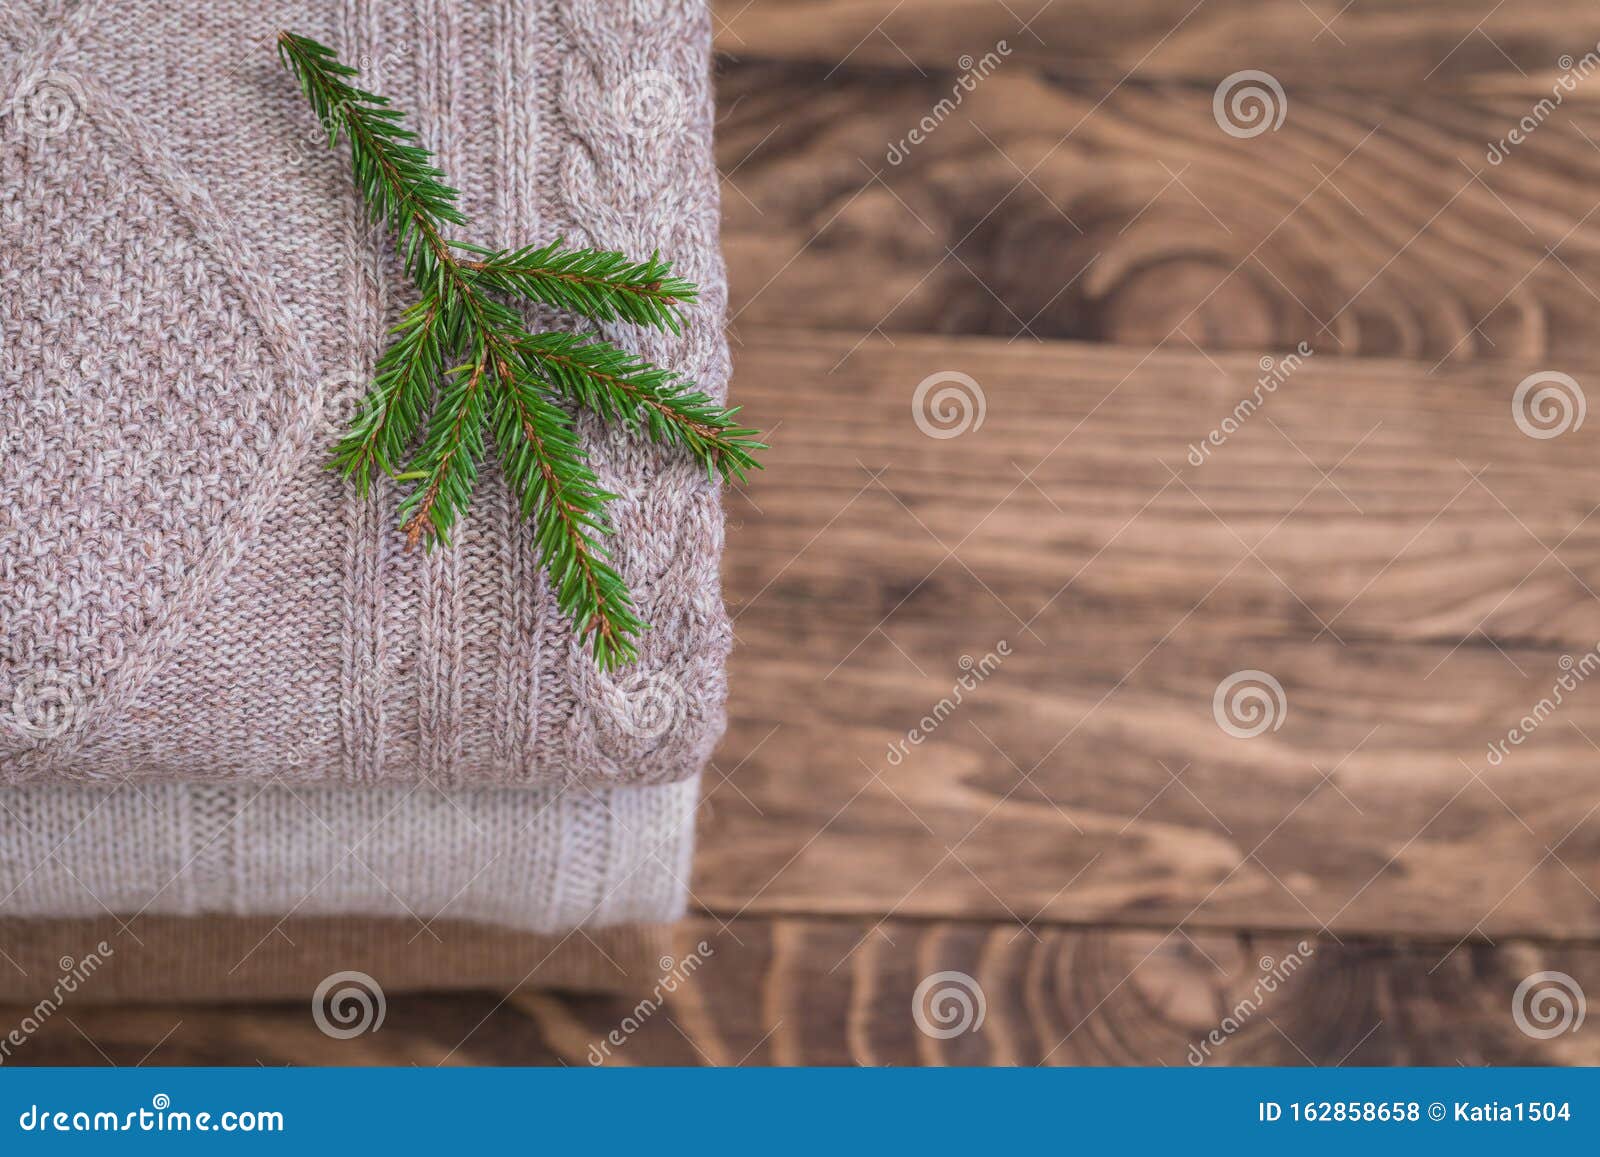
[717, 58, 1600, 365]
[699, 329, 1600, 937]
[8, 917, 1597, 1065]
[713, 0, 1600, 93]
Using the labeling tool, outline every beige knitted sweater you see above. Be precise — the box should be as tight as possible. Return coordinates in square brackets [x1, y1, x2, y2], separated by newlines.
[0, 0, 731, 789]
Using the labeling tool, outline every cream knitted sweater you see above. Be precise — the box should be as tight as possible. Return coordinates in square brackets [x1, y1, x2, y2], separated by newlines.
[0, 0, 731, 789]
[0, 778, 697, 931]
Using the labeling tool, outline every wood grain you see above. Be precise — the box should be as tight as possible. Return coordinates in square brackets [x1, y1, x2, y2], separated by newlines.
[716, 58, 1600, 365]
[713, 0, 1600, 93]
[8, 917, 1595, 1066]
[698, 329, 1600, 938]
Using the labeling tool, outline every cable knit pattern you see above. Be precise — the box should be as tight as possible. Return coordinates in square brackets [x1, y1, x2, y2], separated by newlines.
[0, 0, 733, 787]
[0, 777, 697, 929]
[547, 0, 734, 785]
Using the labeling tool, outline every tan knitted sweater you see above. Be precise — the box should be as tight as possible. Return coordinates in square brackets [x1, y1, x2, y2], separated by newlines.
[0, 0, 732, 787]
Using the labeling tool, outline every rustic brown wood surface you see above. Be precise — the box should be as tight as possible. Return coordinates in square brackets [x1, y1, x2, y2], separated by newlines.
[715, 58, 1600, 364]
[6, 0, 1600, 1066]
[697, 331, 1600, 939]
[10, 919, 1599, 1066]
[709, 0, 1600, 92]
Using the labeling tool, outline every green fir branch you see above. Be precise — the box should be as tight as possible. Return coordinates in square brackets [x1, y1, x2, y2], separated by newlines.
[491, 361, 645, 669]
[512, 331, 763, 483]
[278, 30, 762, 669]
[457, 240, 698, 333]
[276, 32, 464, 293]
[332, 296, 447, 495]
[396, 351, 492, 549]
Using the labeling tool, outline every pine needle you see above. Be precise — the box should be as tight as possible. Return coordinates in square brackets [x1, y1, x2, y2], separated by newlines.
[278, 31, 763, 669]
[458, 240, 697, 334]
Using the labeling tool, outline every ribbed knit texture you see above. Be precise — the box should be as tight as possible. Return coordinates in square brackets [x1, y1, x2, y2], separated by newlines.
[0, 778, 697, 930]
[0, 0, 732, 788]
[0, 917, 678, 1001]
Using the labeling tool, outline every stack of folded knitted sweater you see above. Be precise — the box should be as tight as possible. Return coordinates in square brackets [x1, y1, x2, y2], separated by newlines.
[0, 0, 727, 998]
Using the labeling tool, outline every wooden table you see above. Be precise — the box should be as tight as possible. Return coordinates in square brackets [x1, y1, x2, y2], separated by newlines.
[15, 0, 1600, 1065]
